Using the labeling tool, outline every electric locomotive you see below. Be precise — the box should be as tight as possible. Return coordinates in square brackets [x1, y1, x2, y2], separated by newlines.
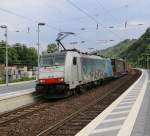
[36, 50, 113, 98]
[35, 32, 129, 99]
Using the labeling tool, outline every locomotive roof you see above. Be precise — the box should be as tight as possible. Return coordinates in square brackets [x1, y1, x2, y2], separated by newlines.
[42, 51, 66, 56]
[42, 50, 110, 60]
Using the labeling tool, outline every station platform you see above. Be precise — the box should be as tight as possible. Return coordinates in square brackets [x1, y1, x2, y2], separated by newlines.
[76, 69, 150, 136]
[0, 81, 37, 113]
[0, 80, 35, 95]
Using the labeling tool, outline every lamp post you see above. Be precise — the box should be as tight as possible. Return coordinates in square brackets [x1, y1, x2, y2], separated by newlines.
[88, 48, 94, 53]
[37, 23, 45, 80]
[104, 26, 114, 29]
[0, 25, 8, 86]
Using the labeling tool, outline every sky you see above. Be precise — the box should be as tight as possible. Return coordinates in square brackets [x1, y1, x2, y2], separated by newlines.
[0, 0, 150, 52]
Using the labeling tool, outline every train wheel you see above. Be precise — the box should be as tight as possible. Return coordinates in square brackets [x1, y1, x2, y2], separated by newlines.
[75, 86, 83, 95]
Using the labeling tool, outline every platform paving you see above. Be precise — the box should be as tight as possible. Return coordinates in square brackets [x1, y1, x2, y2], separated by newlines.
[76, 69, 149, 136]
[0, 81, 35, 95]
[131, 70, 150, 136]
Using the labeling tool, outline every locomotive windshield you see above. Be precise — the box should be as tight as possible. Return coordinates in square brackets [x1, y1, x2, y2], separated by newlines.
[40, 54, 65, 67]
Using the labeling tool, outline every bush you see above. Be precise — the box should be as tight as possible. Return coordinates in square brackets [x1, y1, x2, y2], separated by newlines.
[0, 80, 5, 84]
[11, 77, 36, 83]
[0, 77, 36, 84]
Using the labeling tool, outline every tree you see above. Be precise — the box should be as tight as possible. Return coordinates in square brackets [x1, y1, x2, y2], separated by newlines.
[0, 41, 19, 65]
[13, 43, 38, 65]
[9, 47, 18, 64]
[13, 43, 27, 64]
[47, 43, 58, 53]
[26, 47, 38, 65]
[0, 41, 5, 64]
[0, 42, 38, 66]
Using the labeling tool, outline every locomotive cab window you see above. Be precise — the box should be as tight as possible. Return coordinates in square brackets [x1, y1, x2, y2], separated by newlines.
[73, 57, 77, 65]
[40, 53, 66, 67]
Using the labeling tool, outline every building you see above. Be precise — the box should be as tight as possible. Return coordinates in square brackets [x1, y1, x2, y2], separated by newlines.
[3, 64, 37, 81]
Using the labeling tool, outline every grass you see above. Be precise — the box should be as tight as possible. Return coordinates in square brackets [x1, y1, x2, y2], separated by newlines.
[0, 80, 5, 84]
[0, 77, 36, 84]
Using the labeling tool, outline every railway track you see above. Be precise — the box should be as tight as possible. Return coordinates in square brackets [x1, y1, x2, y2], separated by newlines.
[37, 72, 139, 136]
[0, 70, 140, 136]
[0, 97, 73, 127]
[0, 100, 48, 126]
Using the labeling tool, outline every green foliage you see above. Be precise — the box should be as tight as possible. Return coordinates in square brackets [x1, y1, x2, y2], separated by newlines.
[0, 42, 38, 65]
[11, 77, 36, 83]
[0, 79, 5, 84]
[47, 43, 58, 53]
[98, 27, 150, 67]
[99, 39, 136, 58]
[0, 77, 36, 84]
[0, 42, 59, 66]
[8, 47, 19, 64]
[119, 28, 150, 66]
[0, 41, 6, 64]
[26, 47, 38, 65]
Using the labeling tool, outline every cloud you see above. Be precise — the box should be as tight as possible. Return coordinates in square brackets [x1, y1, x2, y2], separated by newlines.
[0, 0, 150, 51]
[127, 20, 150, 27]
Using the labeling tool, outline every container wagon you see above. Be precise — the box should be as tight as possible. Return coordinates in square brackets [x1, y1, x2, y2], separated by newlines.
[111, 59, 128, 78]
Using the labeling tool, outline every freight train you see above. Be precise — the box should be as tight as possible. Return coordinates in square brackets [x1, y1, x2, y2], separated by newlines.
[36, 49, 130, 99]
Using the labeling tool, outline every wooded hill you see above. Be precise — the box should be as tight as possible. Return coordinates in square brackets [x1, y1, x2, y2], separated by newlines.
[100, 39, 136, 58]
[99, 28, 150, 67]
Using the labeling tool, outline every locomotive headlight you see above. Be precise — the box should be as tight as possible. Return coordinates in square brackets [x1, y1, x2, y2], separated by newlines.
[39, 79, 45, 83]
[59, 78, 64, 82]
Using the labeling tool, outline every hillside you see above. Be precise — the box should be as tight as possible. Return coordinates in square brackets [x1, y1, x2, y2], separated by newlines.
[99, 27, 150, 67]
[99, 39, 136, 58]
[119, 28, 150, 66]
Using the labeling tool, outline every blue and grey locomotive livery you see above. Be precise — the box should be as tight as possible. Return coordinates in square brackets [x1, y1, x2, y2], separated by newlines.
[36, 32, 130, 99]
[36, 50, 119, 98]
